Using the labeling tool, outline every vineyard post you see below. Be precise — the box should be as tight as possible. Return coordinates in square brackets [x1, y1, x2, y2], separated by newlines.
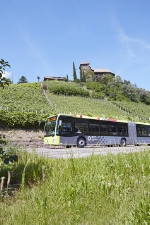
[7, 171, 11, 188]
[42, 165, 46, 182]
[0, 177, 5, 191]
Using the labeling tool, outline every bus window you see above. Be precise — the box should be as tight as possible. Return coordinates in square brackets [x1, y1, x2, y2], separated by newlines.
[137, 126, 142, 136]
[137, 125, 148, 137]
[118, 125, 128, 136]
[75, 122, 89, 135]
[108, 125, 118, 136]
[89, 124, 100, 135]
[148, 127, 150, 136]
[141, 127, 148, 136]
[59, 122, 73, 136]
[100, 124, 108, 135]
[45, 121, 56, 136]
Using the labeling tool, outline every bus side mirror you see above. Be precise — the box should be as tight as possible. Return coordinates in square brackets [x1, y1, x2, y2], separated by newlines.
[38, 120, 45, 128]
[59, 120, 62, 127]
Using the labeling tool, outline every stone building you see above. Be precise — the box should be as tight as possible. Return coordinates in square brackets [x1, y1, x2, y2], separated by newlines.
[79, 62, 115, 78]
[44, 76, 66, 81]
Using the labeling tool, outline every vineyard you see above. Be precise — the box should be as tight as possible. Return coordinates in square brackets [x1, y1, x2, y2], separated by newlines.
[0, 80, 150, 128]
[45, 80, 90, 97]
[0, 82, 50, 113]
[0, 82, 56, 128]
[113, 101, 150, 122]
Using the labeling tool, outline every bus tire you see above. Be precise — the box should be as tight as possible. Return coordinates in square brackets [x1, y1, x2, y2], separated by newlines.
[77, 137, 86, 148]
[120, 138, 126, 147]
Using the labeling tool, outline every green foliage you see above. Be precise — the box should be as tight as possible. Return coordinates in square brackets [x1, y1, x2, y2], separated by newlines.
[17, 76, 28, 84]
[86, 81, 104, 92]
[84, 67, 96, 81]
[0, 110, 51, 128]
[0, 82, 57, 127]
[46, 92, 130, 120]
[0, 144, 18, 178]
[112, 101, 150, 122]
[91, 91, 105, 99]
[0, 59, 11, 88]
[0, 82, 54, 113]
[96, 73, 114, 84]
[85, 77, 150, 104]
[80, 68, 86, 82]
[45, 80, 89, 97]
[0, 150, 150, 224]
[66, 74, 69, 81]
[1, 80, 150, 128]
[73, 62, 77, 81]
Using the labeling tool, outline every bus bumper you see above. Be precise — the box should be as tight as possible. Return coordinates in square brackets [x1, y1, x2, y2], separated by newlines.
[44, 136, 60, 145]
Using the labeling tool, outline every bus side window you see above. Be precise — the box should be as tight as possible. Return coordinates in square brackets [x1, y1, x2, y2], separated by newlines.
[75, 127, 82, 133]
[108, 125, 118, 135]
[137, 127, 141, 136]
[141, 127, 147, 136]
[89, 124, 100, 135]
[118, 125, 127, 136]
[100, 124, 108, 135]
[74, 122, 88, 135]
[60, 122, 73, 135]
[148, 127, 150, 136]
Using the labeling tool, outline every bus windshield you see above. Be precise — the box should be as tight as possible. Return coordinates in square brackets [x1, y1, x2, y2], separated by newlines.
[44, 116, 57, 136]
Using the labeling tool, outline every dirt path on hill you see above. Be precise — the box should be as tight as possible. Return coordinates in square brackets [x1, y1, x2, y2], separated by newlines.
[0, 128, 45, 148]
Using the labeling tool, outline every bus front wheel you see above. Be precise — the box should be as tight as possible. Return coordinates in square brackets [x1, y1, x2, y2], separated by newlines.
[120, 138, 126, 147]
[77, 137, 86, 148]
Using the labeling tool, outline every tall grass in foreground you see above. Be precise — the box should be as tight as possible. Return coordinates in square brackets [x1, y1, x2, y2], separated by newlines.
[0, 149, 150, 224]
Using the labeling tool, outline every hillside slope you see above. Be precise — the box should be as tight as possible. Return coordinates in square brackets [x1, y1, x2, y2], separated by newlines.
[0, 81, 150, 129]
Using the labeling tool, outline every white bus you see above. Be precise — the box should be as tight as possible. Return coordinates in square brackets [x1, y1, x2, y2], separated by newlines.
[44, 113, 150, 147]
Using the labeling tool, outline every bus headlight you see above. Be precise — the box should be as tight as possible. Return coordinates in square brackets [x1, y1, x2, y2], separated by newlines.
[52, 139, 56, 143]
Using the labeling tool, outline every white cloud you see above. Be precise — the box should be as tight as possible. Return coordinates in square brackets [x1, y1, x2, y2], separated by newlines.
[117, 28, 136, 57]
[111, 13, 150, 57]
[118, 27, 150, 50]
[2, 71, 11, 78]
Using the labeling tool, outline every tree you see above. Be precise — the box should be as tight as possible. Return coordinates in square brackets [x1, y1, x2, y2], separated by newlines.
[80, 69, 86, 82]
[80, 67, 82, 81]
[17, 76, 28, 84]
[96, 74, 114, 85]
[0, 59, 11, 87]
[37, 76, 40, 82]
[84, 68, 96, 82]
[73, 62, 77, 81]
[66, 74, 69, 81]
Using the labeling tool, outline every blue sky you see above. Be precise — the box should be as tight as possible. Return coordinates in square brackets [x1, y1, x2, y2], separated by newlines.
[1, 0, 150, 90]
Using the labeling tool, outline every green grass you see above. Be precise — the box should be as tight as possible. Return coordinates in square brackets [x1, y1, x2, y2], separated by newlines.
[47, 92, 129, 120]
[1, 81, 150, 128]
[0, 148, 150, 224]
[0, 82, 50, 113]
[113, 100, 150, 122]
[1, 81, 150, 224]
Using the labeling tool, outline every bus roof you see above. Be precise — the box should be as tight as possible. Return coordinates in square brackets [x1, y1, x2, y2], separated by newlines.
[135, 122, 150, 125]
[48, 113, 128, 123]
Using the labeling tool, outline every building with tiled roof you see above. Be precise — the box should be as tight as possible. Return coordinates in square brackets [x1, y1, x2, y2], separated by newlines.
[44, 76, 66, 81]
[79, 62, 115, 78]
[92, 68, 115, 76]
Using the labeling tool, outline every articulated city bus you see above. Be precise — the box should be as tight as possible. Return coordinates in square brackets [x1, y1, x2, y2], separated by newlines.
[44, 113, 150, 148]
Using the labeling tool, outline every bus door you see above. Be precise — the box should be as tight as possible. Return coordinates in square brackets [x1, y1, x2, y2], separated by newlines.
[128, 122, 137, 145]
[57, 117, 74, 136]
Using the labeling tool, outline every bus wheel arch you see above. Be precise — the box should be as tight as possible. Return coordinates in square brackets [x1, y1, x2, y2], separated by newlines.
[120, 138, 126, 147]
[77, 137, 86, 148]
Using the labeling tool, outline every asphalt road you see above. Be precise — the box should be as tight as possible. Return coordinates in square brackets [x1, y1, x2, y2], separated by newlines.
[26, 145, 150, 159]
